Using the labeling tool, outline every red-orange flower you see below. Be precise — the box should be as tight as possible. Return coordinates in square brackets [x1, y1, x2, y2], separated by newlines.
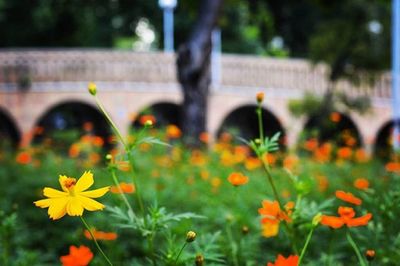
[337, 147, 352, 160]
[244, 157, 262, 170]
[321, 206, 372, 229]
[199, 132, 209, 143]
[60, 245, 93, 266]
[330, 112, 341, 123]
[227, 172, 248, 186]
[354, 178, 369, 190]
[267, 254, 299, 266]
[386, 162, 400, 173]
[139, 114, 156, 125]
[335, 190, 362, 205]
[84, 228, 118, 241]
[16, 151, 32, 165]
[110, 182, 135, 194]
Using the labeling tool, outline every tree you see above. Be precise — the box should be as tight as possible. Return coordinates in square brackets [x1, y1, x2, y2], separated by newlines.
[176, 0, 223, 146]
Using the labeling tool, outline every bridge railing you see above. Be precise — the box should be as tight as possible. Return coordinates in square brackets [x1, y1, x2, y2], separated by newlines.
[0, 49, 392, 98]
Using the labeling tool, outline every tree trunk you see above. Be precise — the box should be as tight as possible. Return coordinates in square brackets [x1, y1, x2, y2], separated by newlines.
[177, 0, 223, 147]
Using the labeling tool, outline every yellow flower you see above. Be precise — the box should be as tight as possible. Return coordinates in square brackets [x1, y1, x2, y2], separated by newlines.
[34, 171, 109, 220]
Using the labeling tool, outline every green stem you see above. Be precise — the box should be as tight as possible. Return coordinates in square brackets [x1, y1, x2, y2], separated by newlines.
[226, 224, 239, 266]
[148, 234, 156, 266]
[94, 96, 127, 149]
[298, 226, 315, 265]
[346, 230, 367, 266]
[110, 169, 134, 216]
[95, 94, 145, 216]
[80, 216, 113, 266]
[256, 105, 264, 145]
[173, 242, 187, 266]
[127, 151, 145, 215]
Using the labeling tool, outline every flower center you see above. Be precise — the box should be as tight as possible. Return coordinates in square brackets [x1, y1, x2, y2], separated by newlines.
[63, 178, 77, 195]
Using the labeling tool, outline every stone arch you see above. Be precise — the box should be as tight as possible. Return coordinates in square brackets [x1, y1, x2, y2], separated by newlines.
[32, 100, 113, 150]
[216, 105, 286, 148]
[302, 111, 362, 147]
[132, 102, 182, 129]
[0, 107, 21, 148]
[374, 119, 399, 159]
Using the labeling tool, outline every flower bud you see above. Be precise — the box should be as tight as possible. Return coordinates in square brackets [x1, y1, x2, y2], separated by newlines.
[186, 231, 196, 242]
[242, 225, 249, 235]
[195, 254, 204, 266]
[365, 249, 375, 261]
[256, 92, 264, 103]
[144, 120, 153, 127]
[88, 82, 97, 96]
[312, 213, 322, 226]
[105, 154, 113, 162]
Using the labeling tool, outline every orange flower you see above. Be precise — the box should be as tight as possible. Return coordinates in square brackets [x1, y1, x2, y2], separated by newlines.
[335, 190, 362, 205]
[84, 228, 118, 241]
[110, 182, 135, 194]
[82, 122, 93, 132]
[267, 254, 299, 266]
[227, 172, 248, 186]
[330, 112, 341, 123]
[283, 155, 299, 170]
[354, 178, 369, 190]
[258, 200, 292, 237]
[16, 151, 31, 165]
[166, 124, 182, 139]
[116, 161, 132, 172]
[69, 144, 80, 158]
[139, 114, 156, 125]
[316, 175, 329, 192]
[355, 149, 369, 163]
[244, 157, 262, 170]
[304, 138, 318, 151]
[321, 206, 372, 229]
[263, 153, 277, 165]
[337, 147, 352, 160]
[199, 132, 210, 143]
[190, 150, 207, 166]
[386, 162, 400, 173]
[256, 92, 265, 103]
[60, 245, 93, 266]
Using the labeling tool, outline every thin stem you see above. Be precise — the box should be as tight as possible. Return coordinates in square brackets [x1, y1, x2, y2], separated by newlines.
[346, 230, 367, 266]
[80, 216, 113, 266]
[298, 226, 315, 265]
[94, 96, 127, 149]
[256, 105, 264, 144]
[226, 224, 239, 266]
[127, 152, 145, 215]
[147, 234, 156, 266]
[173, 242, 187, 265]
[110, 169, 134, 216]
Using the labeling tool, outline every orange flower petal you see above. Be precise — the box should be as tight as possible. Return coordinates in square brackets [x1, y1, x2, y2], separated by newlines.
[320, 215, 344, 229]
[335, 190, 362, 205]
[347, 213, 373, 227]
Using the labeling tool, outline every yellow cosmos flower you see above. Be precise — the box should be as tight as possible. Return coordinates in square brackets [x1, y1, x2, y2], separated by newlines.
[34, 171, 109, 220]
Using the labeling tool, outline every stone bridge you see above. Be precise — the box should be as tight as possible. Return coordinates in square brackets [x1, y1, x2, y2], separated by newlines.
[0, 50, 395, 151]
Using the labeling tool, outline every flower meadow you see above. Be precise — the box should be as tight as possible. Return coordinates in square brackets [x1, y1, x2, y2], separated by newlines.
[1, 86, 400, 265]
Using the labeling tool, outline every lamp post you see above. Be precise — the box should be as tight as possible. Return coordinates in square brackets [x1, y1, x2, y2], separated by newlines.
[392, 0, 400, 150]
[159, 0, 177, 52]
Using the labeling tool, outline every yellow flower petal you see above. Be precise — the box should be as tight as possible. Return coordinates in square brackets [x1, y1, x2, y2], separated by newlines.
[34, 199, 52, 208]
[78, 195, 106, 211]
[48, 198, 69, 220]
[75, 171, 94, 192]
[43, 187, 68, 198]
[66, 197, 84, 216]
[262, 222, 280, 238]
[79, 187, 110, 198]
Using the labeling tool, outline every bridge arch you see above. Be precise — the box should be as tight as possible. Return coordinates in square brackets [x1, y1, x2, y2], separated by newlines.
[0, 107, 21, 148]
[216, 104, 286, 148]
[31, 100, 113, 151]
[374, 119, 399, 159]
[301, 111, 362, 147]
[132, 102, 182, 129]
